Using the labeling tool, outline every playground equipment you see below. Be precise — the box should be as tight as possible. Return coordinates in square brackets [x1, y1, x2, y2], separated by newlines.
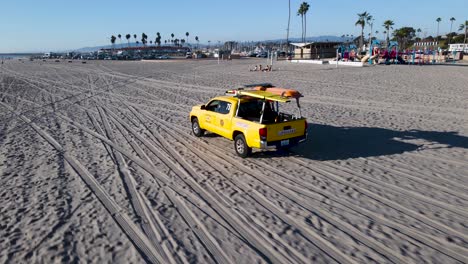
[337, 44, 359, 62]
[382, 41, 407, 65]
[362, 40, 381, 64]
[412, 48, 436, 65]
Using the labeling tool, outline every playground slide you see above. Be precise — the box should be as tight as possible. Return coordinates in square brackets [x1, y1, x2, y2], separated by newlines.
[361, 55, 370, 62]
[361, 54, 378, 63]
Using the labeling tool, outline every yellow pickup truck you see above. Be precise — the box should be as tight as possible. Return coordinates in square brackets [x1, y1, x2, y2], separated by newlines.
[189, 84, 308, 157]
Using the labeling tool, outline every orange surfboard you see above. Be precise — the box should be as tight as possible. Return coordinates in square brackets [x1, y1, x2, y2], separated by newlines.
[253, 86, 302, 98]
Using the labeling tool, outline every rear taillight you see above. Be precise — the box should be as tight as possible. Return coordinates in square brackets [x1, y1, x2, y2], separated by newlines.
[259, 127, 267, 139]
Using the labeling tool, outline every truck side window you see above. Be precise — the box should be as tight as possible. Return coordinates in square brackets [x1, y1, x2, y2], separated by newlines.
[206, 100, 231, 115]
[206, 100, 220, 112]
[216, 101, 231, 114]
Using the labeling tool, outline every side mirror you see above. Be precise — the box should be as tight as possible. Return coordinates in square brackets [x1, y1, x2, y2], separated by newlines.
[200, 105, 206, 110]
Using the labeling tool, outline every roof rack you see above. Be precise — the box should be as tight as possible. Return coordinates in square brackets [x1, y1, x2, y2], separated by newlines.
[225, 90, 290, 103]
[242, 83, 274, 88]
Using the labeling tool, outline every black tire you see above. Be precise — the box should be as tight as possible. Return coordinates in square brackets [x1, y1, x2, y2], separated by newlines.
[191, 118, 204, 137]
[234, 134, 251, 158]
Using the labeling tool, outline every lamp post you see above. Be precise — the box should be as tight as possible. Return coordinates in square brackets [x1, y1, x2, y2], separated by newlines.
[369, 19, 375, 65]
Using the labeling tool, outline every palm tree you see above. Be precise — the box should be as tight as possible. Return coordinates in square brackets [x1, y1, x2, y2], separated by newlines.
[356, 12, 371, 48]
[133, 34, 137, 46]
[449, 17, 456, 44]
[185, 32, 189, 45]
[195, 36, 199, 49]
[436, 17, 442, 40]
[297, 5, 304, 42]
[125, 34, 131, 47]
[171, 33, 175, 44]
[460, 21, 468, 51]
[417, 28, 422, 41]
[141, 33, 148, 46]
[297, 2, 309, 42]
[383, 20, 394, 44]
[117, 34, 122, 47]
[110, 35, 116, 50]
[155, 32, 161, 46]
[302, 2, 310, 42]
[383, 31, 387, 41]
[181, 39, 186, 46]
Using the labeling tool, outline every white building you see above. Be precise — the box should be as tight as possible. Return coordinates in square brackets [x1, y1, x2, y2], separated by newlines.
[449, 43, 468, 53]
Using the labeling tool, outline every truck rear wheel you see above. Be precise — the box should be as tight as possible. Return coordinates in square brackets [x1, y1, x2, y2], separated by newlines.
[234, 134, 251, 158]
[191, 118, 204, 137]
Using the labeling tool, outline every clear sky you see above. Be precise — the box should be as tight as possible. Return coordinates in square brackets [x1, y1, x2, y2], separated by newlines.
[1, 0, 467, 53]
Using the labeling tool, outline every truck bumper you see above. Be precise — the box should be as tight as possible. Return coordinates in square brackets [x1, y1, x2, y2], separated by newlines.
[260, 134, 307, 150]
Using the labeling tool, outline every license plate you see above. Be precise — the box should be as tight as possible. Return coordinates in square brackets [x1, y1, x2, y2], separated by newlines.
[280, 139, 289, 146]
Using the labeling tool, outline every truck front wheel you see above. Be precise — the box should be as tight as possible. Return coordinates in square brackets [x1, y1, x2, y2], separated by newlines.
[192, 118, 204, 137]
[234, 134, 251, 158]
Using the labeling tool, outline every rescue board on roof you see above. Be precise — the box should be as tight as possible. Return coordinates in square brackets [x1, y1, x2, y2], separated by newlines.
[237, 90, 290, 102]
[253, 86, 303, 99]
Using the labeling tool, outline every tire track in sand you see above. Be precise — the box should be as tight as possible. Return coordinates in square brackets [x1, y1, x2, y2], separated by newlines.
[124, 105, 413, 263]
[0, 101, 166, 264]
[136, 108, 468, 263]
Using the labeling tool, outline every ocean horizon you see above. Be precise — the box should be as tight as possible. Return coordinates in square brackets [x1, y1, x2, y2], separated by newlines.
[0, 53, 41, 59]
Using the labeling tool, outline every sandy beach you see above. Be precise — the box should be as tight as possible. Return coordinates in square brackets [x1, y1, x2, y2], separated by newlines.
[0, 58, 467, 263]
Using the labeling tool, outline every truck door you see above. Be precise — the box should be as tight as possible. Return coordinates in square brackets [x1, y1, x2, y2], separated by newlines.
[214, 100, 233, 138]
[202, 100, 219, 132]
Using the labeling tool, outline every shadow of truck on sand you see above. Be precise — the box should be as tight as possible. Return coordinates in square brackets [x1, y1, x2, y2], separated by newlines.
[290, 123, 468, 161]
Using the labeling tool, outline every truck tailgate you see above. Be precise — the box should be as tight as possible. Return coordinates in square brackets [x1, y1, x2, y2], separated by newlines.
[266, 119, 307, 142]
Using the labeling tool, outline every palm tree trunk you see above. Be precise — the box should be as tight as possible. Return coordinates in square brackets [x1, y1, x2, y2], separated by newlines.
[301, 15, 304, 42]
[449, 22, 453, 44]
[286, 0, 290, 50]
[304, 14, 307, 42]
[464, 28, 467, 53]
[303, 15, 305, 42]
[361, 27, 364, 49]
